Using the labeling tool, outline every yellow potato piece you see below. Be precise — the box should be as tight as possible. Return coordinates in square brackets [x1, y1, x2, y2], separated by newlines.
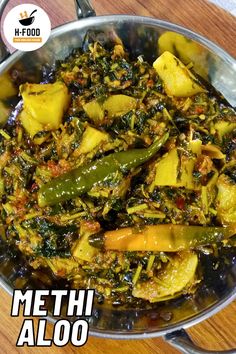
[83, 100, 104, 123]
[214, 121, 236, 140]
[189, 139, 202, 155]
[154, 148, 179, 186]
[72, 221, 100, 262]
[153, 51, 206, 97]
[0, 72, 17, 100]
[180, 155, 196, 190]
[19, 109, 44, 138]
[72, 233, 98, 262]
[103, 94, 137, 118]
[132, 251, 198, 302]
[154, 147, 198, 190]
[158, 32, 208, 79]
[20, 81, 71, 130]
[158, 32, 203, 63]
[75, 126, 109, 155]
[0, 101, 11, 125]
[83, 95, 137, 123]
[202, 144, 225, 160]
[217, 174, 236, 224]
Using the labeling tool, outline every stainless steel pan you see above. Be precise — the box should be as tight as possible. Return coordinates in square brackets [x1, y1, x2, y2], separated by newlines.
[0, 1, 236, 352]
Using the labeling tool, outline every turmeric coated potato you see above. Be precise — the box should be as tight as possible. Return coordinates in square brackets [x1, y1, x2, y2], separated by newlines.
[83, 94, 137, 123]
[217, 174, 236, 224]
[75, 126, 109, 155]
[153, 51, 206, 97]
[132, 251, 198, 302]
[19, 81, 71, 136]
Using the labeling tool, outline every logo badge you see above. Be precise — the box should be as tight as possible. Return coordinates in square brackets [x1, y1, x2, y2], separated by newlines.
[3, 4, 51, 51]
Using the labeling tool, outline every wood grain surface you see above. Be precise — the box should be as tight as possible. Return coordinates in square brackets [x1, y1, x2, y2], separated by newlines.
[1, 0, 236, 353]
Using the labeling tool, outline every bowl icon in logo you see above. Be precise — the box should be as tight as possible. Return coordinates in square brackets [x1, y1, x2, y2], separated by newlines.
[19, 9, 37, 26]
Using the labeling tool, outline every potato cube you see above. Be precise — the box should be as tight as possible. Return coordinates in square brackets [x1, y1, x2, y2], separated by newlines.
[158, 32, 208, 80]
[0, 73, 17, 99]
[103, 94, 137, 118]
[214, 121, 236, 140]
[19, 109, 44, 138]
[83, 95, 137, 123]
[0, 101, 11, 125]
[83, 100, 104, 123]
[153, 51, 206, 97]
[132, 252, 198, 302]
[154, 148, 179, 186]
[20, 81, 71, 130]
[72, 233, 98, 262]
[75, 126, 109, 155]
[154, 147, 198, 189]
[217, 174, 236, 223]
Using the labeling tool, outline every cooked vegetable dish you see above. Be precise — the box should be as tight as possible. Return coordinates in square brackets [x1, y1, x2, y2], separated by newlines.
[0, 42, 236, 307]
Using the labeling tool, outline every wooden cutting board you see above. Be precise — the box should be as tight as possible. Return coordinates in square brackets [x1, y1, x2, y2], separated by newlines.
[1, 1, 236, 353]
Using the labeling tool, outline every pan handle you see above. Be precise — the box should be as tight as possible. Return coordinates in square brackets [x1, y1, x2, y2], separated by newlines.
[165, 329, 236, 354]
[0, 0, 96, 63]
[75, 0, 96, 18]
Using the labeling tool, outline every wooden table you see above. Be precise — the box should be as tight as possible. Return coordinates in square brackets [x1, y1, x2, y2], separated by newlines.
[1, 0, 236, 353]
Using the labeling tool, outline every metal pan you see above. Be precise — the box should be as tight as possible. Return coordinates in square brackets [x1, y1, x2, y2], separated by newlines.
[0, 0, 236, 352]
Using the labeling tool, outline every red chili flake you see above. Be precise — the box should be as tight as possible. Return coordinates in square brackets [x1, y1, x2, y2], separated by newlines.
[176, 197, 185, 210]
[30, 183, 38, 193]
[13, 147, 22, 157]
[82, 220, 101, 233]
[195, 106, 204, 114]
[47, 160, 70, 177]
[47, 161, 61, 177]
[147, 79, 154, 87]
[56, 269, 66, 277]
[77, 78, 86, 85]
[47, 161, 56, 168]
[13, 195, 28, 216]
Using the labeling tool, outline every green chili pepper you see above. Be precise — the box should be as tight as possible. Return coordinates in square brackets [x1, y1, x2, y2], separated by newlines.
[38, 133, 169, 207]
[88, 224, 236, 251]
